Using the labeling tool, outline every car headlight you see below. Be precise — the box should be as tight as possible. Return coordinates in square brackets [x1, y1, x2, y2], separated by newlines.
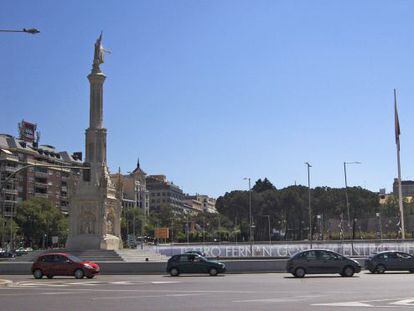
[83, 263, 93, 269]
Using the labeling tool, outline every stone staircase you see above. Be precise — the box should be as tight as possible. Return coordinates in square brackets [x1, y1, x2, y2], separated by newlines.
[14, 249, 124, 262]
[115, 248, 169, 262]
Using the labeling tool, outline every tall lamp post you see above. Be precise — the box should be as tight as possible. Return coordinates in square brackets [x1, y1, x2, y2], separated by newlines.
[305, 162, 312, 248]
[243, 177, 253, 255]
[262, 215, 271, 244]
[343, 161, 361, 229]
[0, 27, 40, 248]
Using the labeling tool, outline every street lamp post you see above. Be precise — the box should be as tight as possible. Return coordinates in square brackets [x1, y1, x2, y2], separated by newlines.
[186, 214, 190, 245]
[305, 162, 312, 248]
[343, 161, 361, 231]
[316, 214, 322, 240]
[262, 215, 271, 244]
[376, 212, 383, 240]
[0, 27, 40, 248]
[243, 177, 253, 255]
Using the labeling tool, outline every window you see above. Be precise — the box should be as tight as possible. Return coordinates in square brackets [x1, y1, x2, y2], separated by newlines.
[40, 255, 54, 263]
[378, 253, 395, 259]
[397, 253, 411, 259]
[54, 255, 67, 263]
[388, 253, 399, 259]
[179, 255, 191, 262]
[304, 251, 317, 260]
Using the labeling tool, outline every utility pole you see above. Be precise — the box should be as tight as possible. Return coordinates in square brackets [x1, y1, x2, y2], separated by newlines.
[263, 215, 271, 244]
[343, 161, 361, 236]
[243, 177, 253, 255]
[0, 27, 39, 249]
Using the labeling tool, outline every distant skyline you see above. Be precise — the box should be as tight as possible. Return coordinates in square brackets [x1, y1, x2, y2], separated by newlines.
[2, 1, 414, 197]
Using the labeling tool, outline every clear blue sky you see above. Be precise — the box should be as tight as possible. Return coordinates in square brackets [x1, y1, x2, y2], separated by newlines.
[1, 0, 414, 197]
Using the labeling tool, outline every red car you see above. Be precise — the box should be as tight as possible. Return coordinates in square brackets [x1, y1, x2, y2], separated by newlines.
[31, 253, 100, 279]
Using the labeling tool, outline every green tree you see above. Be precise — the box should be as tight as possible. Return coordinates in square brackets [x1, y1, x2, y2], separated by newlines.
[15, 198, 68, 248]
[252, 178, 276, 193]
[0, 216, 18, 247]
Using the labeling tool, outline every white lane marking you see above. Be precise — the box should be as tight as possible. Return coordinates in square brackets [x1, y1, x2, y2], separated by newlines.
[14, 282, 68, 287]
[40, 292, 80, 295]
[166, 293, 204, 297]
[151, 281, 180, 284]
[313, 302, 373, 307]
[92, 293, 204, 300]
[391, 299, 414, 306]
[110, 281, 134, 285]
[234, 298, 295, 303]
[312, 297, 414, 308]
[234, 295, 324, 303]
[12, 280, 148, 287]
[0, 291, 90, 297]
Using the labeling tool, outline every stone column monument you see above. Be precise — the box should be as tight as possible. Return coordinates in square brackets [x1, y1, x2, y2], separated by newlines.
[66, 34, 122, 250]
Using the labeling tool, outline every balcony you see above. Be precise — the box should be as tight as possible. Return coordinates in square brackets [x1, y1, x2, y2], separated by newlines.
[34, 171, 48, 178]
[3, 210, 16, 217]
[3, 166, 17, 173]
[3, 188, 18, 195]
[35, 182, 48, 189]
[0, 199, 17, 204]
[0, 154, 19, 162]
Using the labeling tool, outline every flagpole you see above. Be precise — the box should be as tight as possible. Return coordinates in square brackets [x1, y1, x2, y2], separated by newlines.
[394, 89, 405, 239]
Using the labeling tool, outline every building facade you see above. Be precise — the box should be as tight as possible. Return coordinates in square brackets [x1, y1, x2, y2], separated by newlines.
[393, 178, 414, 197]
[0, 125, 82, 218]
[110, 160, 150, 215]
[184, 194, 217, 214]
[146, 175, 185, 212]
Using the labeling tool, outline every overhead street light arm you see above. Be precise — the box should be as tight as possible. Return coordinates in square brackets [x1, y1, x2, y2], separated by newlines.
[0, 28, 40, 34]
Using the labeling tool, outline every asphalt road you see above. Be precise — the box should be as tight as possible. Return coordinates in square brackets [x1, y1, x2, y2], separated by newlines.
[2, 272, 414, 310]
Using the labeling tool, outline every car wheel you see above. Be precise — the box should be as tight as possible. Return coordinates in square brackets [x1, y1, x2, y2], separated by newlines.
[169, 268, 179, 277]
[342, 266, 354, 277]
[47, 275, 53, 279]
[86, 275, 95, 279]
[375, 264, 386, 274]
[209, 268, 218, 276]
[33, 269, 43, 279]
[74, 269, 85, 279]
[294, 267, 306, 278]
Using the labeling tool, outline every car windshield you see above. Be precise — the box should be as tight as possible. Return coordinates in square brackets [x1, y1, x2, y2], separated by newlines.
[67, 255, 82, 263]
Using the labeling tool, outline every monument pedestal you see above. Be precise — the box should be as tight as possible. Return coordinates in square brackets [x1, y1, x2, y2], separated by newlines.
[66, 165, 123, 250]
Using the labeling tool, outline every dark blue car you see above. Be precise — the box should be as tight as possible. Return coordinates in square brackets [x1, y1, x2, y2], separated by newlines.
[167, 254, 226, 276]
[365, 251, 414, 273]
[286, 249, 361, 278]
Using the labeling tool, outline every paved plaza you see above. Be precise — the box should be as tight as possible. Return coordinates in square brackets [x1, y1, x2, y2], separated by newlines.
[1, 273, 414, 310]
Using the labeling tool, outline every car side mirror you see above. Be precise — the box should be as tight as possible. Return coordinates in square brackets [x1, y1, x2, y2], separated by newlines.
[66, 259, 71, 263]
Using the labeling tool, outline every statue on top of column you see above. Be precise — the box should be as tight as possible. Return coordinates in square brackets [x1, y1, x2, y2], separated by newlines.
[92, 32, 110, 72]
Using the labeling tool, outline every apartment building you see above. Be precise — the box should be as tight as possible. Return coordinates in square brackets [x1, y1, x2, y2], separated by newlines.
[184, 194, 217, 213]
[0, 121, 82, 217]
[146, 175, 185, 212]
